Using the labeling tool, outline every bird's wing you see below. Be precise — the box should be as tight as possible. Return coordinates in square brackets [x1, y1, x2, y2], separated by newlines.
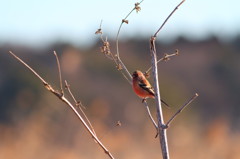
[138, 80, 155, 96]
[139, 81, 170, 107]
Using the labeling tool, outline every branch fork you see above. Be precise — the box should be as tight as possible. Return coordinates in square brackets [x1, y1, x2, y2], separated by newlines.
[96, 1, 197, 159]
[7, 51, 115, 159]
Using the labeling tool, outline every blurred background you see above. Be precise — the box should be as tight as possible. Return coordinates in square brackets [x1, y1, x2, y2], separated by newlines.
[1, 0, 240, 158]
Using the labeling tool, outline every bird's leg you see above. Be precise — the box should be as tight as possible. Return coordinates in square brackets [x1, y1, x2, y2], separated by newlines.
[142, 98, 146, 103]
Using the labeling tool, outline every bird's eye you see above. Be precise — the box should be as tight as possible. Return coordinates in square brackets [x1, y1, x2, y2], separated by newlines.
[132, 72, 137, 77]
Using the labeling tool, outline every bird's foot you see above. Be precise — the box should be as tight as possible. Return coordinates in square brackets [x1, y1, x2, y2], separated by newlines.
[142, 98, 146, 103]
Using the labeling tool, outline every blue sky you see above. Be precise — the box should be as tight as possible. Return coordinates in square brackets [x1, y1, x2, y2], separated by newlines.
[1, 0, 240, 47]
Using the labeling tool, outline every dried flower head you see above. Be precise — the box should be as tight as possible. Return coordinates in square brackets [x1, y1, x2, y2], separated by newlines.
[135, 2, 141, 13]
[122, 19, 129, 24]
[144, 71, 150, 78]
[65, 83, 70, 89]
[95, 28, 102, 35]
[163, 53, 170, 62]
[100, 40, 111, 55]
[116, 63, 123, 70]
[116, 121, 122, 127]
[175, 49, 179, 55]
[76, 101, 81, 107]
[76, 101, 86, 109]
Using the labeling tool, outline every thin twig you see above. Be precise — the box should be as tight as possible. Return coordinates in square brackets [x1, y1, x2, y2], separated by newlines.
[95, 20, 103, 35]
[97, 1, 145, 84]
[143, 101, 158, 129]
[96, 22, 132, 85]
[99, 19, 103, 30]
[8, 51, 48, 85]
[145, 49, 179, 74]
[157, 49, 179, 63]
[65, 80, 96, 135]
[53, 51, 64, 95]
[166, 93, 198, 128]
[153, 0, 185, 37]
[61, 96, 114, 159]
[115, 0, 145, 83]
[116, 0, 144, 58]
[64, 81, 86, 110]
[143, 101, 159, 137]
[65, 80, 78, 104]
[116, 9, 134, 58]
[7, 51, 115, 159]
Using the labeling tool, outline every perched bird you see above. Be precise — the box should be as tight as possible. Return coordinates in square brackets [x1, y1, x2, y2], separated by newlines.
[132, 70, 169, 107]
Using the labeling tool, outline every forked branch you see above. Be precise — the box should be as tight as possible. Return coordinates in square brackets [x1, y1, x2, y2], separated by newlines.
[145, 49, 179, 75]
[53, 51, 64, 95]
[149, 0, 186, 159]
[150, 36, 170, 159]
[7, 51, 115, 159]
[97, 1, 145, 84]
[115, 0, 144, 81]
[65, 80, 96, 135]
[96, 1, 166, 137]
[166, 93, 198, 128]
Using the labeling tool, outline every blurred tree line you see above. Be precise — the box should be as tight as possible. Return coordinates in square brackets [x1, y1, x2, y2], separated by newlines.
[0, 35, 240, 158]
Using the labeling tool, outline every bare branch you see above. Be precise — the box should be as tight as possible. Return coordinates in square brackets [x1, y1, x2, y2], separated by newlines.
[145, 49, 179, 75]
[149, 1, 186, 158]
[53, 51, 64, 95]
[154, 0, 186, 37]
[8, 51, 48, 86]
[95, 20, 103, 35]
[96, 2, 145, 84]
[61, 96, 115, 159]
[7, 51, 115, 159]
[143, 101, 158, 129]
[95, 21, 132, 84]
[157, 49, 179, 63]
[64, 80, 78, 104]
[65, 80, 96, 135]
[150, 36, 170, 159]
[166, 93, 199, 128]
[115, 0, 145, 83]
[143, 101, 159, 137]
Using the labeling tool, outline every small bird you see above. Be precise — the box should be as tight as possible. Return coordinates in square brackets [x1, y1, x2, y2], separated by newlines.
[132, 70, 169, 107]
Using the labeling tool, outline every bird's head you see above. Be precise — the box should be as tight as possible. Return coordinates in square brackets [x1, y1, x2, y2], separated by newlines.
[132, 70, 143, 79]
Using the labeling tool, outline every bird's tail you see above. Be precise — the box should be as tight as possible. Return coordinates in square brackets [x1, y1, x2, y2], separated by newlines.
[161, 99, 171, 108]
